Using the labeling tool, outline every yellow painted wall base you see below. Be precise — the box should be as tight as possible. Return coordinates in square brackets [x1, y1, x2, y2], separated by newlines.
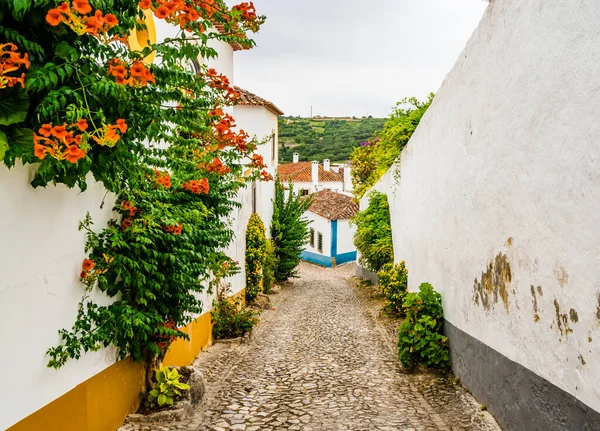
[8, 290, 246, 431]
[163, 311, 213, 367]
[7, 358, 145, 431]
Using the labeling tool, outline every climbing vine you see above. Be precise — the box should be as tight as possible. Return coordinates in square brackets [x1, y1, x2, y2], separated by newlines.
[0, 0, 270, 370]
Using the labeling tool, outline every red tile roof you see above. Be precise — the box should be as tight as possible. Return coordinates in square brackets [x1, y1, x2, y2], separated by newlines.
[277, 162, 344, 183]
[234, 87, 284, 116]
[306, 191, 359, 220]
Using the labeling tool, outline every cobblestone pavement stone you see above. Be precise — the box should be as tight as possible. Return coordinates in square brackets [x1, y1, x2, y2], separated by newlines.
[128, 262, 500, 431]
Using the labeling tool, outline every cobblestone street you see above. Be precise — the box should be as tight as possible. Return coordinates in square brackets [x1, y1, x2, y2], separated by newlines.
[182, 263, 500, 431]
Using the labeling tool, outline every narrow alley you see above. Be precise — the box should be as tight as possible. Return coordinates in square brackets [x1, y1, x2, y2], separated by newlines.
[140, 263, 500, 431]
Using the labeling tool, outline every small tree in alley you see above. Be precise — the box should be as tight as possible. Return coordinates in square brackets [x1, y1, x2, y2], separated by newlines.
[271, 177, 313, 281]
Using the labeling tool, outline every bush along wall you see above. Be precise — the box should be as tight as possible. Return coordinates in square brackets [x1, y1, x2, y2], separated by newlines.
[245, 213, 267, 302]
[377, 261, 408, 315]
[352, 191, 394, 273]
[271, 177, 313, 281]
[397, 282, 450, 372]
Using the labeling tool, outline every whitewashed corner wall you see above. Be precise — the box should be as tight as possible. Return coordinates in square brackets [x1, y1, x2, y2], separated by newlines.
[359, 0, 600, 428]
[233, 105, 279, 234]
[0, 164, 121, 430]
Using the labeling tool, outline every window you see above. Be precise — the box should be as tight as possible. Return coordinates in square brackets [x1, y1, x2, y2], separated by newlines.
[301, 189, 309, 196]
[317, 232, 323, 253]
[309, 228, 315, 247]
[271, 129, 276, 162]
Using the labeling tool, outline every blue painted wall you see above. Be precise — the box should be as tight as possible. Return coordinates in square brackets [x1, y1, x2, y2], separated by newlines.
[335, 251, 357, 265]
[330, 220, 338, 257]
[301, 250, 334, 267]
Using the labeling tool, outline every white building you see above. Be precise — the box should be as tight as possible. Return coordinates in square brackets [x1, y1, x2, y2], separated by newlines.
[302, 191, 358, 267]
[277, 154, 353, 197]
[0, 13, 282, 431]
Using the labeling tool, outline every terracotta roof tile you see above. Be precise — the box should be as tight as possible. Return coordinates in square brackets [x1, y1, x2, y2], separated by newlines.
[277, 162, 343, 182]
[234, 86, 284, 116]
[305, 191, 359, 220]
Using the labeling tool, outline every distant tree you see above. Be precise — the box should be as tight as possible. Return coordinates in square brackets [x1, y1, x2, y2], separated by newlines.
[271, 177, 313, 280]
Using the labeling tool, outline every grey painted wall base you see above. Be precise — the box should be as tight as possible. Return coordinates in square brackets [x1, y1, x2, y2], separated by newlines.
[445, 321, 600, 431]
[354, 263, 378, 286]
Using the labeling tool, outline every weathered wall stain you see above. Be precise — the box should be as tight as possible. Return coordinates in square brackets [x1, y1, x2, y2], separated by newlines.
[569, 309, 579, 323]
[553, 264, 569, 288]
[553, 298, 573, 338]
[473, 252, 512, 312]
[531, 285, 541, 322]
[596, 293, 600, 322]
[578, 354, 586, 366]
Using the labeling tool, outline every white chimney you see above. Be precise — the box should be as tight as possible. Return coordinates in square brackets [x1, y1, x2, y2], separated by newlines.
[323, 159, 330, 171]
[343, 163, 353, 192]
[293, 153, 299, 163]
[312, 161, 319, 191]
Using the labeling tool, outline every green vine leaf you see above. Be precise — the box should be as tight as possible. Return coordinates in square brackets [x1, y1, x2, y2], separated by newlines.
[10, 0, 32, 19]
[0, 130, 8, 162]
[0, 94, 29, 126]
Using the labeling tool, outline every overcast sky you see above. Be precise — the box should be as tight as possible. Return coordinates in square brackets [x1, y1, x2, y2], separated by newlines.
[232, 0, 488, 118]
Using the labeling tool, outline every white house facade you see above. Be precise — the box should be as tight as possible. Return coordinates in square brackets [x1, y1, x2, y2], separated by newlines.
[302, 191, 359, 267]
[278, 155, 353, 197]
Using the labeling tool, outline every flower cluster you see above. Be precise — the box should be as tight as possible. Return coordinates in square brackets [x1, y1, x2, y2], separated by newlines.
[205, 68, 239, 101]
[46, 0, 118, 39]
[232, 2, 257, 21]
[34, 121, 89, 163]
[0, 43, 29, 89]
[108, 59, 155, 87]
[154, 170, 171, 188]
[260, 170, 273, 181]
[163, 224, 183, 235]
[205, 157, 231, 175]
[79, 254, 112, 286]
[250, 153, 267, 169]
[140, 0, 207, 30]
[92, 119, 128, 147]
[182, 178, 210, 194]
[121, 201, 138, 217]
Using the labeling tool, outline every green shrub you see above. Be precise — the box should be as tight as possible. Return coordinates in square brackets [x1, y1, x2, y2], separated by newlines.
[397, 282, 450, 371]
[245, 213, 267, 302]
[143, 366, 190, 410]
[352, 191, 394, 273]
[271, 177, 313, 281]
[211, 295, 257, 340]
[377, 261, 408, 314]
[262, 239, 277, 293]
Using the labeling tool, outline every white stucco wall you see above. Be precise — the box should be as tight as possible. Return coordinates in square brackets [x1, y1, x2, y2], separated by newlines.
[0, 164, 121, 430]
[233, 105, 278, 233]
[304, 212, 331, 257]
[363, 0, 600, 413]
[336, 219, 356, 255]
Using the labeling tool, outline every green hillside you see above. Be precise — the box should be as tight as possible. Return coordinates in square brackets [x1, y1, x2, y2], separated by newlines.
[278, 117, 385, 163]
